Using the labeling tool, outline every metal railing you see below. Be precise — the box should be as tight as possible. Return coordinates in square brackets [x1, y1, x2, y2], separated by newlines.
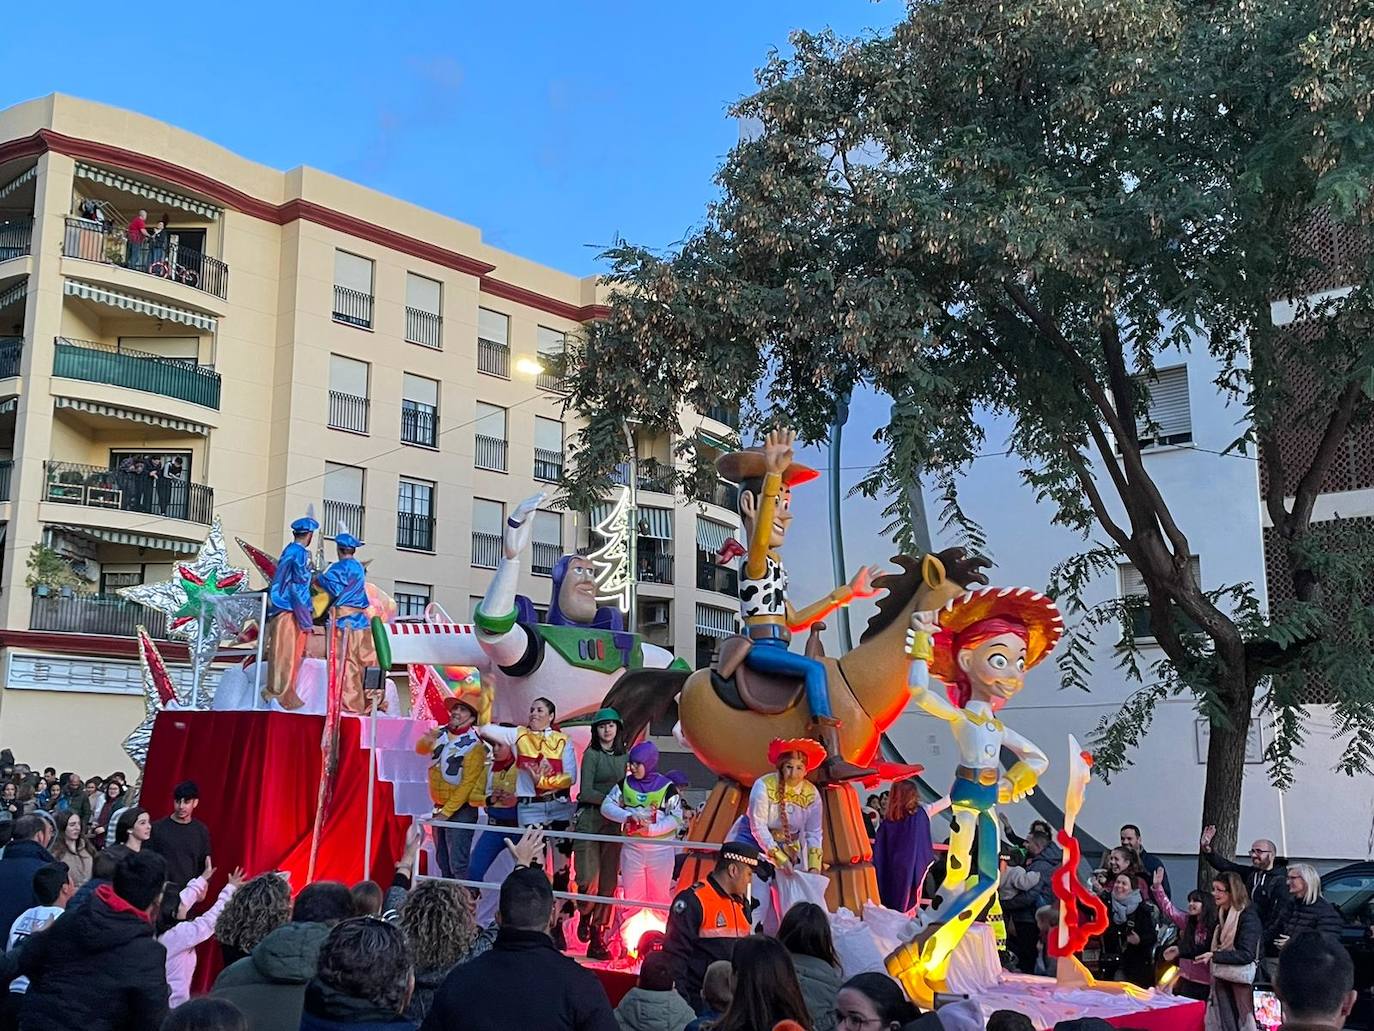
[53, 337, 221, 409]
[43, 460, 214, 523]
[333, 285, 374, 329]
[328, 391, 370, 434]
[0, 460, 10, 501]
[637, 552, 674, 585]
[699, 479, 739, 510]
[405, 307, 442, 348]
[477, 338, 510, 378]
[698, 560, 739, 597]
[533, 447, 564, 482]
[638, 459, 674, 494]
[30, 591, 169, 639]
[536, 352, 566, 392]
[396, 511, 435, 552]
[400, 402, 438, 447]
[531, 540, 562, 576]
[471, 530, 501, 569]
[705, 404, 741, 429]
[0, 338, 21, 379]
[0, 217, 32, 261]
[474, 434, 508, 472]
[62, 218, 228, 299]
[323, 499, 365, 540]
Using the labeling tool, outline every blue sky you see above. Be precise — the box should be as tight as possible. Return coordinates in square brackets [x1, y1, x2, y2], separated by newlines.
[2, 1, 902, 275]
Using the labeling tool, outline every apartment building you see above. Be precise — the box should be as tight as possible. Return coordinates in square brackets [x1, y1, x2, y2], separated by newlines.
[0, 94, 741, 772]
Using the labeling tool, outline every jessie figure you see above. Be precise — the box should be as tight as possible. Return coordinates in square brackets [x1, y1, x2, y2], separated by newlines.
[885, 587, 1062, 1006]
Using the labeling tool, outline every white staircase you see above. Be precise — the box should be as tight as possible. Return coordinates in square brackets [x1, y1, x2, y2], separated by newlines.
[356, 714, 434, 818]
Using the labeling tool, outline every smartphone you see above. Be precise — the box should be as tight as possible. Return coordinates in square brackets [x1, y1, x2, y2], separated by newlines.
[1253, 989, 1283, 1031]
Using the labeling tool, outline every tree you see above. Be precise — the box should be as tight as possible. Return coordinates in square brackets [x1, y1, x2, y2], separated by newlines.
[560, 0, 1374, 860]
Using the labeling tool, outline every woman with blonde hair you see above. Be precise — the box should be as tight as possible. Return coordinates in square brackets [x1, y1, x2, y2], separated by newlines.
[1272, 862, 1344, 948]
[213, 871, 291, 967]
[1199, 872, 1263, 1031]
[398, 878, 494, 1023]
[48, 809, 98, 886]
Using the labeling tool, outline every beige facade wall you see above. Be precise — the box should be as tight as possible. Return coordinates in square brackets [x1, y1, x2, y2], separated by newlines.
[0, 94, 741, 772]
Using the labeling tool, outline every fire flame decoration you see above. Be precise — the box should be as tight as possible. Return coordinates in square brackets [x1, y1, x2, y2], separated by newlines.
[588, 487, 633, 613]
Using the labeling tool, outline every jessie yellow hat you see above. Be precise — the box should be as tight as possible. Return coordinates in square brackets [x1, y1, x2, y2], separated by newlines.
[929, 586, 1064, 685]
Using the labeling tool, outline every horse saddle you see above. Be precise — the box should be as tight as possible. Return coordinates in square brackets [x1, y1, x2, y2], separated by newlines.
[710, 624, 826, 715]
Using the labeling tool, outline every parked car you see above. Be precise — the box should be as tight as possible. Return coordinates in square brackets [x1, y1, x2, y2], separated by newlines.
[1319, 861, 1374, 1029]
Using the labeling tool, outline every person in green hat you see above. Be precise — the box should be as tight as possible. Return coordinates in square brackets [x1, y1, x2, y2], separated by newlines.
[573, 707, 625, 960]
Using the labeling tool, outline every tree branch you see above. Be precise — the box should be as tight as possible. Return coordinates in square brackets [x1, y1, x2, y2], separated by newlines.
[1064, 449, 1133, 553]
[1289, 378, 1361, 532]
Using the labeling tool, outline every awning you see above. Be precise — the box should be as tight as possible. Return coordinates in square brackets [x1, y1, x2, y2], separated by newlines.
[0, 279, 27, 310]
[74, 163, 221, 221]
[0, 400, 16, 415]
[637, 506, 673, 540]
[63, 279, 216, 332]
[50, 523, 200, 555]
[696, 517, 733, 552]
[696, 603, 737, 639]
[697, 430, 737, 454]
[54, 396, 210, 436]
[0, 167, 36, 203]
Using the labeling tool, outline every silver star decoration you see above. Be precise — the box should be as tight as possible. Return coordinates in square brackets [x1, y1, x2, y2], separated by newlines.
[122, 625, 188, 768]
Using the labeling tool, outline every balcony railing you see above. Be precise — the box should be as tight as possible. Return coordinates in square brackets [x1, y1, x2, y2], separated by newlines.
[698, 559, 739, 597]
[30, 590, 169, 639]
[62, 218, 228, 299]
[637, 552, 674, 585]
[328, 391, 370, 434]
[475, 434, 508, 472]
[0, 217, 32, 261]
[532, 540, 562, 577]
[0, 338, 21, 379]
[477, 338, 510, 378]
[396, 511, 435, 552]
[406, 307, 442, 349]
[323, 499, 365, 540]
[638, 459, 674, 494]
[44, 460, 214, 523]
[705, 404, 741, 430]
[699, 479, 740, 510]
[400, 402, 438, 447]
[533, 447, 564, 483]
[536, 352, 566, 392]
[471, 530, 501, 569]
[333, 285, 373, 329]
[54, 337, 222, 409]
[0, 460, 11, 502]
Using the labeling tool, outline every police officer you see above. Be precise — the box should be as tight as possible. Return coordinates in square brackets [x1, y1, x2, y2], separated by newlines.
[663, 841, 760, 1012]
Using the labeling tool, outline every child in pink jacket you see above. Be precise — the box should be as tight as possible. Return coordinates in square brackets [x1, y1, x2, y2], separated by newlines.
[157, 865, 244, 1007]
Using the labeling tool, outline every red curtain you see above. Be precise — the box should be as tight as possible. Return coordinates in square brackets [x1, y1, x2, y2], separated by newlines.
[142, 710, 410, 991]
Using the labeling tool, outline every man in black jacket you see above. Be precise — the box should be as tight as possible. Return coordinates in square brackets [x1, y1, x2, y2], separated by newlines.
[421, 866, 615, 1031]
[1200, 825, 1287, 927]
[15, 850, 170, 1031]
[0, 817, 55, 941]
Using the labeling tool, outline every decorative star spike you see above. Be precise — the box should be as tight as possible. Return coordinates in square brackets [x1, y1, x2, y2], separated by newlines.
[122, 626, 186, 769]
[171, 566, 247, 631]
[119, 518, 249, 645]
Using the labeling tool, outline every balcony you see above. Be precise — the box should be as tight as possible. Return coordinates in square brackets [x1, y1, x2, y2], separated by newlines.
[54, 338, 222, 410]
[0, 460, 10, 501]
[0, 338, 20, 379]
[475, 434, 508, 473]
[323, 499, 365, 541]
[396, 511, 435, 552]
[532, 540, 562, 577]
[400, 402, 438, 448]
[332, 285, 373, 329]
[406, 307, 442, 349]
[477, 338, 510, 378]
[536, 352, 566, 392]
[30, 590, 169, 639]
[705, 404, 741, 430]
[699, 479, 740, 511]
[62, 218, 228, 300]
[533, 447, 564, 483]
[698, 560, 739, 597]
[471, 530, 501, 569]
[611, 460, 674, 493]
[44, 460, 213, 524]
[0, 217, 32, 261]
[637, 551, 674, 585]
[328, 391, 370, 434]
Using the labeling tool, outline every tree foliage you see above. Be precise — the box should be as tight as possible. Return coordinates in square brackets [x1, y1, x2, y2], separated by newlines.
[561, 0, 1374, 853]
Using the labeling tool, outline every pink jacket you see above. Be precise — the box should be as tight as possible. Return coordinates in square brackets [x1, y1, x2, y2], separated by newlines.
[1151, 883, 1212, 986]
[158, 877, 239, 1007]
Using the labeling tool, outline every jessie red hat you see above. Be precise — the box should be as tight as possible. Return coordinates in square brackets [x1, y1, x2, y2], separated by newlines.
[767, 737, 826, 772]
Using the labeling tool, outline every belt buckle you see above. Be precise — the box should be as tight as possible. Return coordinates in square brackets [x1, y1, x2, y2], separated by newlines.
[979, 768, 998, 786]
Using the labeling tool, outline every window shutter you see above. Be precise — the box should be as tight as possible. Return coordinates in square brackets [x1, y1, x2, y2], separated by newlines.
[534, 416, 563, 452]
[324, 463, 364, 505]
[1137, 366, 1191, 443]
[537, 326, 566, 355]
[402, 373, 438, 407]
[533, 510, 562, 546]
[472, 499, 504, 535]
[405, 273, 441, 315]
[333, 251, 373, 293]
[329, 355, 369, 397]
[478, 308, 509, 345]
[475, 402, 506, 439]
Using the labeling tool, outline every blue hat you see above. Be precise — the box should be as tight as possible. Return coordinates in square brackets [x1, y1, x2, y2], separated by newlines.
[291, 517, 319, 533]
[335, 532, 363, 549]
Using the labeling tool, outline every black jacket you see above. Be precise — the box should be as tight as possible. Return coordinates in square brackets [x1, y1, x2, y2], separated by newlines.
[1214, 906, 1265, 968]
[16, 884, 169, 1031]
[1100, 899, 1158, 989]
[1202, 851, 1288, 934]
[419, 928, 615, 1031]
[1274, 896, 1345, 942]
[663, 875, 755, 1012]
[0, 840, 55, 941]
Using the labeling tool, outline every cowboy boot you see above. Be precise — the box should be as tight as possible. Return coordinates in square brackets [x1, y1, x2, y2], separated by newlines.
[813, 717, 877, 782]
[586, 922, 612, 961]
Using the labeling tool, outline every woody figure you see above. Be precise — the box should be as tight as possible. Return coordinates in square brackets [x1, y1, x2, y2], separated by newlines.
[719, 427, 880, 780]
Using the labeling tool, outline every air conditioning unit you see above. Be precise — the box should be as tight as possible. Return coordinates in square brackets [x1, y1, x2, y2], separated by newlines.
[642, 601, 670, 627]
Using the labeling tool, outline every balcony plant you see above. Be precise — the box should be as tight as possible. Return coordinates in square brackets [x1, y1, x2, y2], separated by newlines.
[25, 544, 90, 595]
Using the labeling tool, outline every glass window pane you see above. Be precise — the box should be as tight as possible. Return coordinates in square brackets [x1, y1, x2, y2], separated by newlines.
[536, 326, 565, 355]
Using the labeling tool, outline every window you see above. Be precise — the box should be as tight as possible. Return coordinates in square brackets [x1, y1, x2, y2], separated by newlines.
[324, 462, 365, 539]
[1119, 557, 1201, 642]
[471, 498, 504, 569]
[474, 401, 508, 472]
[397, 478, 435, 551]
[401, 373, 439, 448]
[636, 506, 674, 584]
[333, 250, 374, 329]
[696, 516, 739, 595]
[328, 355, 370, 434]
[394, 581, 431, 618]
[536, 326, 566, 391]
[531, 510, 563, 577]
[534, 416, 564, 481]
[477, 308, 510, 377]
[1135, 365, 1191, 448]
[696, 603, 737, 669]
[405, 273, 442, 348]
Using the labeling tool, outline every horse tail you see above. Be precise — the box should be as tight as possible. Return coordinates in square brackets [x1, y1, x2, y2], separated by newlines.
[602, 667, 690, 744]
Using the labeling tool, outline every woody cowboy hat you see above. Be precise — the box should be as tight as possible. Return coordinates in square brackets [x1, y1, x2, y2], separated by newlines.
[929, 586, 1064, 686]
[716, 447, 819, 487]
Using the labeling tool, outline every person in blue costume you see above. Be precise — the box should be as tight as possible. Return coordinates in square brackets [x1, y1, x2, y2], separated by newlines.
[317, 527, 378, 713]
[264, 512, 317, 709]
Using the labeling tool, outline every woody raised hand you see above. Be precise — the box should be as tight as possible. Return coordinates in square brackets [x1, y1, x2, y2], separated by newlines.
[763, 427, 797, 475]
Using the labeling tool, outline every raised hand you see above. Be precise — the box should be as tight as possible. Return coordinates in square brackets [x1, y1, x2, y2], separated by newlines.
[202, 857, 216, 882]
[502, 494, 547, 560]
[763, 427, 796, 475]
[1153, 867, 1165, 888]
[1200, 825, 1216, 851]
[506, 827, 547, 868]
[849, 565, 884, 599]
[227, 866, 246, 889]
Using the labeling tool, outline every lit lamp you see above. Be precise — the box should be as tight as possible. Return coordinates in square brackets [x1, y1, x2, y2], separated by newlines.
[514, 355, 545, 378]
